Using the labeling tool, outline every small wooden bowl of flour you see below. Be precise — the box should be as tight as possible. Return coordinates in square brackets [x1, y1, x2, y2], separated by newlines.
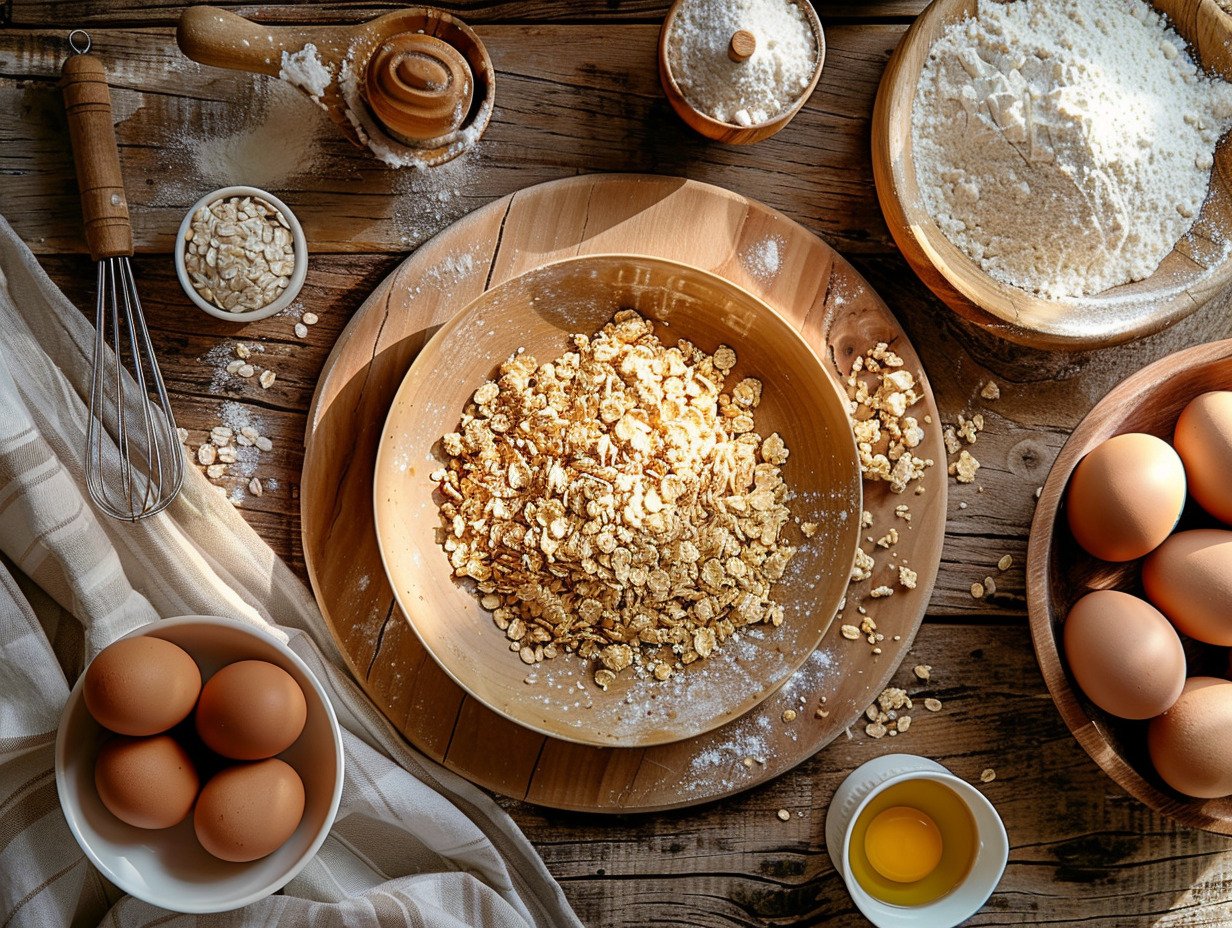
[659, 0, 824, 144]
[873, 0, 1232, 350]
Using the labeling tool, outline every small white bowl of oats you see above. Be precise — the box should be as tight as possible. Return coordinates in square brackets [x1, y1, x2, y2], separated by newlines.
[175, 186, 307, 323]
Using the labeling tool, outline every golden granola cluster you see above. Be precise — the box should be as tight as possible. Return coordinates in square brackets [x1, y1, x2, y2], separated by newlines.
[432, 310, 797, 686]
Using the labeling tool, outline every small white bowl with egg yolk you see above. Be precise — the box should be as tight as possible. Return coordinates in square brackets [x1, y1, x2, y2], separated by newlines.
[824, 754, 1008, 928]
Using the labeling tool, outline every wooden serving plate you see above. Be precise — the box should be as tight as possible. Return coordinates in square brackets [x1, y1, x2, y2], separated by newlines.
[302, 174, 947, 811]
[872, 0, 1232, 350]
[1027, 338, 1232, 834]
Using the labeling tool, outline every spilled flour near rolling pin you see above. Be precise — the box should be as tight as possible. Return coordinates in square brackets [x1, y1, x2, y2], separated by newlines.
[912, 0, 1232, 299]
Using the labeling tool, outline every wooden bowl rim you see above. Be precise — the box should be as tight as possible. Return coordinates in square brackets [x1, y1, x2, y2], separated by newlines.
[657, 0, 826, 143]
[1027, 337, 1232, 834]
[873, 0, 1232, 349]
[372, 251, 864, 748]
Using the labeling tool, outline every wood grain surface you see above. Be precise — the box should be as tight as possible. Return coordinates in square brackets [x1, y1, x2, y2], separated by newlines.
[7, 3, 1232, 926]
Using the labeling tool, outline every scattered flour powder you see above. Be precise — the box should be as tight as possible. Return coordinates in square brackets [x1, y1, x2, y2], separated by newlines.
[912, 0, 1232, 299]
[666, 0, 817, 126]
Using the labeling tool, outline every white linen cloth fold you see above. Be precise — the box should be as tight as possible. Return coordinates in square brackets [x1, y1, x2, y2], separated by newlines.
[0, 214, 583, 928]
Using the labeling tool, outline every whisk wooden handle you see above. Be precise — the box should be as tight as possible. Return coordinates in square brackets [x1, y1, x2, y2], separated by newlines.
[61, 52, 132, 261]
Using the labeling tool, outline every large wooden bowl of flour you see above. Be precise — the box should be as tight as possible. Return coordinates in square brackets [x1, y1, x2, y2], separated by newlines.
[873, 0, 1232, 350]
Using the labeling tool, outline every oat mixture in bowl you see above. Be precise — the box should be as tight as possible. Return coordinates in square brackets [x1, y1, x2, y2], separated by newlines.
[372, 255, 862, 747]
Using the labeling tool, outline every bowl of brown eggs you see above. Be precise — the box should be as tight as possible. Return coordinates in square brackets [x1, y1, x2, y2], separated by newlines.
[54, 615, 344, 912]
[1028, 339, 1232, 834]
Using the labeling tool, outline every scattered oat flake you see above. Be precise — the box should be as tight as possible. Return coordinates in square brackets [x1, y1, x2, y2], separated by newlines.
[980, 768, 996, 783]
[913, 664, 931, 681]
[971, 581, 985, 599]
[949, 449, 980, 484]
[294, 322, 309, 338]
[980, 380, 1000, 401]
[840, 624, 861, 640]
[237, 363, 255, 378]
[255, 436, 273, 452]
[984, 576, 997, 595]
[205, 463, 227, 479]
[776, 809, 791, 822]
[197, 444, 216, 466]
[896, 715, 912, 733]
[865, 721, 888, 739]
[226, 360, 244, 374]
[302, 312, 319, 325]
[924, 698, 943, 712]
[249, 477, 263, 497]
[998, 554, 1013, 571]
[259, 370, 277, 389]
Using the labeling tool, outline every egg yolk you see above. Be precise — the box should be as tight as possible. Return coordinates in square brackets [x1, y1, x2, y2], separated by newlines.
[863, 806, 944, 883]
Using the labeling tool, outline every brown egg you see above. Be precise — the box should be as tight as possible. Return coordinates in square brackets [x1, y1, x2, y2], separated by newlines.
[1142, 529, 1232, 645]
[94, 734, 200, 829]
[195, 660, 307, 760]
[83, 636, 202, 736]
[1149, 677, 1232, 798]
[1174, 391, 1232, 525]
[193, 758, 306, 862]
[1066, 432, 1187, 563]
[1062, 590, 1186, 720]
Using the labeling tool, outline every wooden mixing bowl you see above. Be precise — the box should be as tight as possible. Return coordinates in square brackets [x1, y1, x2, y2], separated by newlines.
[873, 0, 1232, 349]
[658, 0, 824, 144]
[1027, 339, 1232, 834]
[373, 255, 862, 747]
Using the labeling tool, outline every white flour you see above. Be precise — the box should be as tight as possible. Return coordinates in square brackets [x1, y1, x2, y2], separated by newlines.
[280, 44, 333, 101]
[152, 78, 323, 201]
[666, 0, 817, 126]
[912, 0, 1232, 299]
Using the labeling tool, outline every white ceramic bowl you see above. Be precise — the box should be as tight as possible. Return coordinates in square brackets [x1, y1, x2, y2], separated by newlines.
[174, 186, 308, 323]
[824, 754, 1009, 928]
[55, 616, 343, 914]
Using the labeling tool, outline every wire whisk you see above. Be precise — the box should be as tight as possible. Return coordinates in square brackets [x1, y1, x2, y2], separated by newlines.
[63, 31, 184, 521]
[85, 256, 184, 521]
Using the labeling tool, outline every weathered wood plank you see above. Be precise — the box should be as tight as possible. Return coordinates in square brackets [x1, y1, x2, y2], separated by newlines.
[0, 24, 903, 257]
[6, 2, 930, 29]
[506, 623, 1232, 928]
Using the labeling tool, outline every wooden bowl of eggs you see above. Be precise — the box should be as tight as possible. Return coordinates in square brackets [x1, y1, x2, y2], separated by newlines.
[1027, 339, 1232, 834]
[373, 254, 863, 748]
[54, 616, 344, 913]
[658, 0, 824, 144]
[872, 0, 1232, 349]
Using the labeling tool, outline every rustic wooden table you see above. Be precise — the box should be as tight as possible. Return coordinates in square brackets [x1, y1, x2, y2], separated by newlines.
[4, 2, 1232, 925]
